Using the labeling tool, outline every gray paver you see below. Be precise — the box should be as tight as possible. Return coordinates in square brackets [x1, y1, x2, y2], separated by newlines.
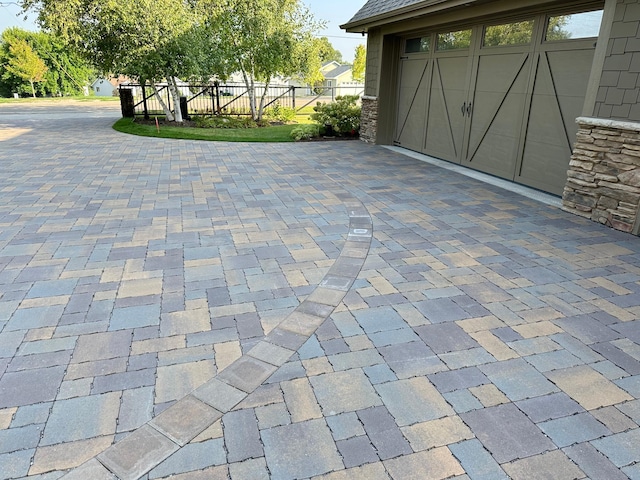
[357, 406, 412, 460]
[0, 366, 65, 408]
[310, 369, 382, 414]
[223, 409, 263, 463]
[564, 442, 629, 480]
[2, 103, 640, 480]
[461, 403, 556, 463]
[261, 419, 343, 480]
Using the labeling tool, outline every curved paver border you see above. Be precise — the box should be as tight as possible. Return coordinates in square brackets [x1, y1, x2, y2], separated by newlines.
[61, 192, 372, 480]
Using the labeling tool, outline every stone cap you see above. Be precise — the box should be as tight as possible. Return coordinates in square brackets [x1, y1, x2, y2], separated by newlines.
[576, 116, 640, 132]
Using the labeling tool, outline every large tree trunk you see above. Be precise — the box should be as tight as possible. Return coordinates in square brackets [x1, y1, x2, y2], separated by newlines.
[240, 69, 257, 121]
[150, 81, 175, 122]
[167, 77, 183, 123]
[257, 77, 271, 122]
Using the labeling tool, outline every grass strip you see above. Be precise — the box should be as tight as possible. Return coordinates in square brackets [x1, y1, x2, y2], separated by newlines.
[112, 117, 298, 142]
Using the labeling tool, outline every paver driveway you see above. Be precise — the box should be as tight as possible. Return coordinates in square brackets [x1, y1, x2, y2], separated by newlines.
[1, 101, 640, 480]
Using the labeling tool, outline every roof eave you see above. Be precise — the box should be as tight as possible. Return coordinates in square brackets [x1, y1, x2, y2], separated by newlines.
[341, 0, 478, 32]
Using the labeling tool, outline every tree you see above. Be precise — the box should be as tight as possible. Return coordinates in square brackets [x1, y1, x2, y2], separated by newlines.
[1, 27, 96, 97]
[352, 44, 366, 83]
[315, 37, 342, 63]
[20, 0, 204, 121]
[3, 37, 47, 96]
[204, 0, 323, 121]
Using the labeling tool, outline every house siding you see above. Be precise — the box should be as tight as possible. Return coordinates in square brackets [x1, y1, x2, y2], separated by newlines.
[365, 29, 382, 97]
[595, 0, 640, 120]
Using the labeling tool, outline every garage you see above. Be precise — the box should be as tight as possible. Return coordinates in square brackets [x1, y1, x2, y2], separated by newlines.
[393, 8, 603, 195]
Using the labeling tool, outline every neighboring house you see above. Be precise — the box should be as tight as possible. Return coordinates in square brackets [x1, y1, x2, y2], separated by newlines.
[320, 62, 363, 97]
[342, 0, 640, 235]
[91, 78, 118, 97]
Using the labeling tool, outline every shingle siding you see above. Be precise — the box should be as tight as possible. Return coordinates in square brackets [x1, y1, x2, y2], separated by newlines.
[595, 0, 640, 121]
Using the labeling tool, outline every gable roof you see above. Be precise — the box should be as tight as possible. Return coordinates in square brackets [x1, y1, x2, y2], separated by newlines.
[323, 65, 353, 79]
[346, 0, 425, 24]
[341, 0, 478, 32]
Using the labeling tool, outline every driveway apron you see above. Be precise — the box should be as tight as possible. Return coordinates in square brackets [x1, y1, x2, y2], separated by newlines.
[1, 102, 640, 480]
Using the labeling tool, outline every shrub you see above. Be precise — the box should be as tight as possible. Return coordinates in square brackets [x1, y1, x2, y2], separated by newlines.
[194, 115, 258, 129]
[310, 95, 361, 135]
[290, 124, 320, 141]
[265, 103, 296, 123]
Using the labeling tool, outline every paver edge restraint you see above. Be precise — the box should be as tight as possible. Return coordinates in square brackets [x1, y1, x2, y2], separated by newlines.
[60, 190, 373, 480]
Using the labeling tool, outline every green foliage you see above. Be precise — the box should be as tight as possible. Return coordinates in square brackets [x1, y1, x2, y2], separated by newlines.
[311, 95, 361, 135]
[193, 115, 259, 129]
[3, 37, 47, 97]
[484, 20, 534, 47]
[315, 37, 342, 63]
[290, 124, 319, 141]
[352, 45, 366, 83]
[265, 102, 296, 123]
[203, 0, 324, 120]
[437, 29, 472, 50]
[545, 16, 571, 41]
[114, 117, 297, 142]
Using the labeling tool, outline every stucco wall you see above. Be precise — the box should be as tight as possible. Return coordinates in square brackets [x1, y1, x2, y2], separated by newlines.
[594, 0, 640, 120]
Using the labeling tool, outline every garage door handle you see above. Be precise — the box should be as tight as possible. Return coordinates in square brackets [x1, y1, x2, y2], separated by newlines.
[461, 102, 466, 116]
[466, 102, 473, 117]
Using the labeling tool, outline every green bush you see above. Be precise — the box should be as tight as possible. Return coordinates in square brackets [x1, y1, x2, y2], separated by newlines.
[310, 95, 361, 135]
[265, 102, 296, 123]
[194, 115, 258, 129]
[290, 124, 320, 141]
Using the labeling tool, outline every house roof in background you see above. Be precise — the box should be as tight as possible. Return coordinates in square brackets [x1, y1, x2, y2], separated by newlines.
[323, 65, 353, 79]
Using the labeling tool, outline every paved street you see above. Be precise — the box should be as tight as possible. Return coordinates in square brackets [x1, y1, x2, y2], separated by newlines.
[1, 101, 639, 480]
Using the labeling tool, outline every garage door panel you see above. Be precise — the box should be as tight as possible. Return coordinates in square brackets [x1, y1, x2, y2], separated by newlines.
[424, 57, 469, 162]
[517, 48, 595, 195]
[395, 58, 430, 151]
[465, 53, 530, 176]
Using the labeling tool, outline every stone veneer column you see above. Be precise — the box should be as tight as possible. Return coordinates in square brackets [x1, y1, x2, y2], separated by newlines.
[562, 117, 640, 235]
[359, 96, 378, 144]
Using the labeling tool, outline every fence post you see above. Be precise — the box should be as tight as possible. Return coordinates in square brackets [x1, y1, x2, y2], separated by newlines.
[142, 82, 149, 120]
[214, 82, 220, 114]
[119, 87, 135, 118]
[179, 96, 189, 120]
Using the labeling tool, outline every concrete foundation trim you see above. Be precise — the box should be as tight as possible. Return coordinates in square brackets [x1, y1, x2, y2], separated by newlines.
[562, 116, 640, 235]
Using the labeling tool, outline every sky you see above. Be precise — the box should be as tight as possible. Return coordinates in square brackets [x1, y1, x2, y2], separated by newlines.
[0, 0, 366, 62]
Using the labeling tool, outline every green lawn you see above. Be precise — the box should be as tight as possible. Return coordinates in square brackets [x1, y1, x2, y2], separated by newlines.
[113, 117, 300, 142]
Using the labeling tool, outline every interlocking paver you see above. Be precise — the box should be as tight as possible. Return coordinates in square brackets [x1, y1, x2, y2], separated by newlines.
[564, 442, 629, 480]
[310, 370, 382, 415]
[261, 419, 343, 480]
[461, 403, 556, 463]
[356, 406, 412, 460]
[502, 450, 585, 479]
[2, 102, 640, 480]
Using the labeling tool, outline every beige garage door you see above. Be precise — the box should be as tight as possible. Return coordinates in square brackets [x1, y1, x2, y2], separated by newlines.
[394, 8, 602, 195]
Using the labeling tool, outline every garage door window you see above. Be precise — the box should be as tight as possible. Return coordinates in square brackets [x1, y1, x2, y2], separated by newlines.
[437, 29, 472, 51]
[405, 36, 430, 53]
[483, 20, 534, 47]
[546, 9, 603, 41]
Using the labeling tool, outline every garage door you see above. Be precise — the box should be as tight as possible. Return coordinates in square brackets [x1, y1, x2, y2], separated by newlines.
[393, 9, 602, 196]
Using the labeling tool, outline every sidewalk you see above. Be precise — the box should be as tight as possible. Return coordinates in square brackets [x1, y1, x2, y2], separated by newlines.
[0, 103, 639, 480]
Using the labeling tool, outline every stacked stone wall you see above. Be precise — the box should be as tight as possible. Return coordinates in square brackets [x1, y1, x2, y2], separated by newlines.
[360, 96, 378, 144]
[562, 117, 640, 235]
